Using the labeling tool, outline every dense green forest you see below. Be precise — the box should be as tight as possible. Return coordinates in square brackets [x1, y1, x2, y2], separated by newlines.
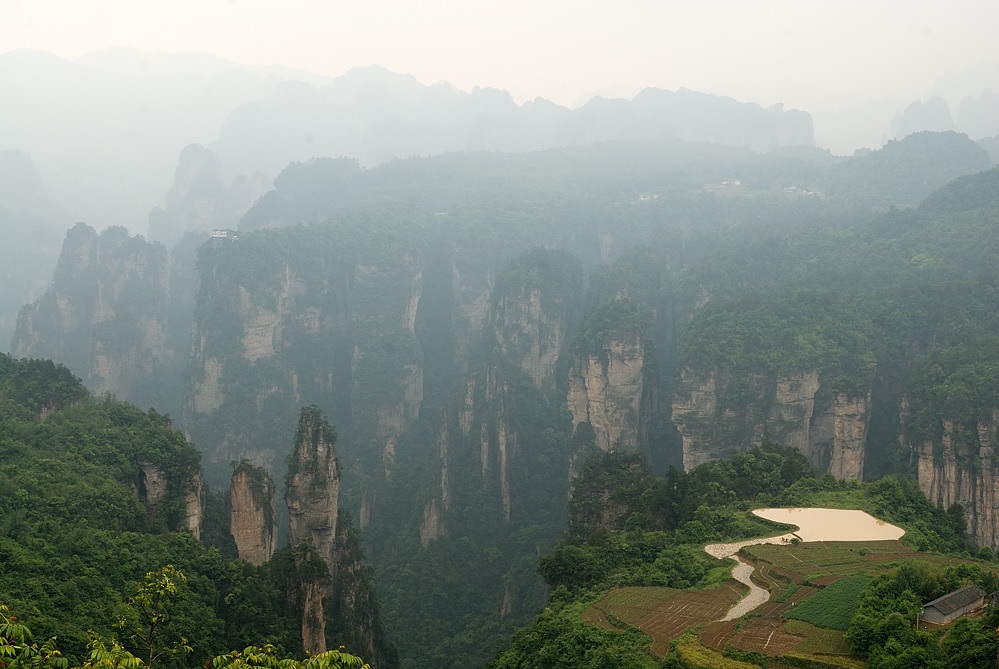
[0, 355, 382, 668]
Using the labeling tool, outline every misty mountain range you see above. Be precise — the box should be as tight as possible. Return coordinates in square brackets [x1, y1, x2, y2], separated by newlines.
[1, 46, 997, 351]
[2, 48, 998, 236]
[4, 44, 999, 668]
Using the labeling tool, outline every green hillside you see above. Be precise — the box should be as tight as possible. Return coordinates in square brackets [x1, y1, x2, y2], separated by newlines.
[491, 447, 999, 668]
[0, 354, 373, 667]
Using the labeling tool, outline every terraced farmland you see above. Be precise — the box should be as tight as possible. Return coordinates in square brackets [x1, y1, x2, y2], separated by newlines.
[578, 528, 998, 666]
[584, 585, 744, 656]
[741, 540, 942, 582]
[578, 539, 951, 665]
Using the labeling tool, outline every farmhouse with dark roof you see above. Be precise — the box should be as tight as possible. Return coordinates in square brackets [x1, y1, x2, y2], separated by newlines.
[921, 585, 987, 625]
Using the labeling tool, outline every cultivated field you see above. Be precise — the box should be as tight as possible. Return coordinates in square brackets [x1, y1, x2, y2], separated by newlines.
[741, 539, 942, 582]
[580, 539, 934, 664]
[580, 518, 997, 666]
[583, 585, 743, 656]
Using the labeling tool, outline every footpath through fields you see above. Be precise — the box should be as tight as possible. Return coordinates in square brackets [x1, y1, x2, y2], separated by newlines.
[705, 508, 904, 621]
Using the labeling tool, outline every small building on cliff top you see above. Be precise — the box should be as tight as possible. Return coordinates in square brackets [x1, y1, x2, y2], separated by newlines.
[921, 585, 987, 625]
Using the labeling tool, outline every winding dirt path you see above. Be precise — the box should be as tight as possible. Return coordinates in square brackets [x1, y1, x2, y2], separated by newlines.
[704, 533, 798, 621]
[721, 556, 768, 621]
[703, 508, 904, 622]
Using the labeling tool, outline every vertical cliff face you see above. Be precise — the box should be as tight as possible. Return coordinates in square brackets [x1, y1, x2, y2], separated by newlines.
[182, 471, 203, 540]
[672, 367, 870, 479]
[283, 406, 396, 666]
[188, 259, 308, 420]
[349, 249, 425, 481]
[329, 518, 399, 669]
[672, 370, 728, 470]
[285, 407, 339, 655]
[449, 249, 494, 374]
[567, 335, 655, 452]
[565, 299, 658, 457]
[490, 286, 566, 390]
[911, 409, 999, 549]
[295, 562, 332, 657]
[420, 420, 450, 545]
[768, 371, 870, 480]
[287, 407, 340, 569]
[12, 223, 173, 410]
[185, 226, 425, 493]
[770, 371, 822, 455]
[814, 392, 870, 480]
[424, 249, 581, 537]
[137, 459, 170, 506]
[229, 464, 277, 565]
[398, 250, 581, 656]
[135, 458, 202, 538]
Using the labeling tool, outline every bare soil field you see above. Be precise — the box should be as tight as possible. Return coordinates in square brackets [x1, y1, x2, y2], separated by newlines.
[752, 508, 905, 542]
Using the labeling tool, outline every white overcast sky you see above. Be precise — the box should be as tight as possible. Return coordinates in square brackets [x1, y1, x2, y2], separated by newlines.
[4, 0, 998, 109]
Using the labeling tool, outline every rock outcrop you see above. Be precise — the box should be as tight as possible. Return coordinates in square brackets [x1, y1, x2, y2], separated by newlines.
[490, 285, 566, 390]
[422, 250, 581, 536]
[287, 407, 340, 566]
[568, 335, 655, 453]
[12, 223, 173, 411]
[673, 368, 870, 479]
[185, 228, 426, 492]
[286, 407, 340, 655]
[911, 409, 999, 549]
[229, 464, 277, 565]
[136, 458, 202, 539]
[813, 392, 870, 481]
[283, 406, 396, 666]
[137, 459, 170, 506]
[672, 370, 736, 470]
[181, 471, 203, 540]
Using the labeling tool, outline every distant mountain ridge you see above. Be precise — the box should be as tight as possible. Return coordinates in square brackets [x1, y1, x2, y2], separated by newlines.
[213, 66, 814, 180]
[2, 49, 997, 238]
[0, 49, 813, 237]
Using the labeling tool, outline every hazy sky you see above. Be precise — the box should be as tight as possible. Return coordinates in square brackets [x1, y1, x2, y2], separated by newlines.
[4, 0, 998, 109]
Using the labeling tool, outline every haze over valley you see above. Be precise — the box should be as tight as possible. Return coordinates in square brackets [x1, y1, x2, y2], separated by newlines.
[3, 3, 999, 667]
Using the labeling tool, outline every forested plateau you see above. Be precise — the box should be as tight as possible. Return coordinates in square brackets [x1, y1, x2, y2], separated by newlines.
[9, 130, 999, 666]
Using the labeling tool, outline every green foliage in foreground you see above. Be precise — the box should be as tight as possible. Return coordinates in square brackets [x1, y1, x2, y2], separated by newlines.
[1, 600, 370, 669]
[0, 358, 298, 666]
[487, 599, 658, 669]
[784, 575, 871, 630]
